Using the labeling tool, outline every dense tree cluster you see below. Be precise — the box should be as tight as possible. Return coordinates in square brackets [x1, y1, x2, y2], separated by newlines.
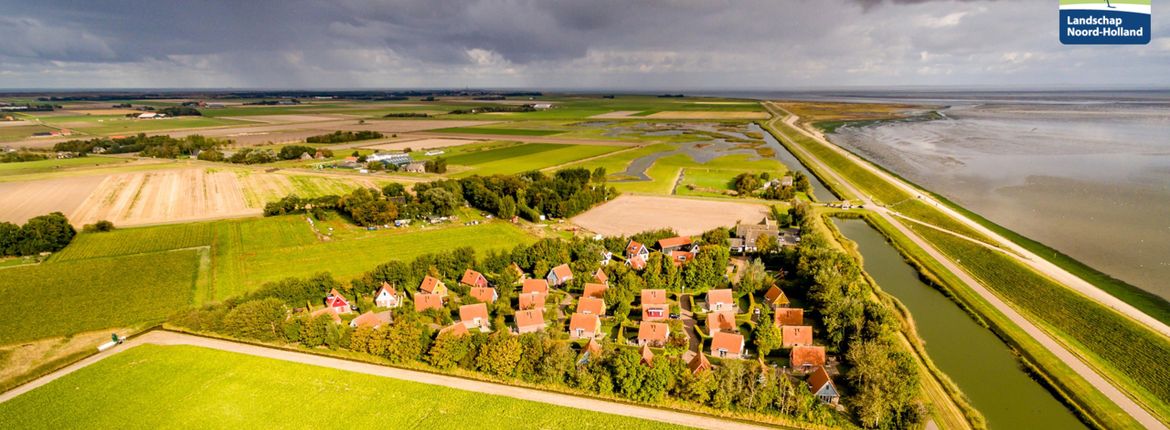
[305, 130, 384, 144]
[382, 113, 429, 118]
[447, 105, 536, 115]
[731, 171, 812, 200]
[81, 220, 115, 233]
[157, 106, 202, 116]
[0, 212, 76, 257]
[226, 148, 277, 164]
[54, 133, 229, 158]
[0, 151, 49, 163]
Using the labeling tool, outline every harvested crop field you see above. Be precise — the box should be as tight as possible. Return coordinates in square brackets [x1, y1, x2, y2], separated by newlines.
[70, 169, 258, 226]
[222, 114, 348, 124]
[363, 138, 483, 151]
[644, 111, 768, 120]
[571, 194, 769, 236]
[590, 111, 643, 119]
[0, 176, 101, 224]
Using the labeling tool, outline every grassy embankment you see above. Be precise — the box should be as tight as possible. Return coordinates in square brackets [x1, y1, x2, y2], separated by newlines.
[0, 344, 684, 429]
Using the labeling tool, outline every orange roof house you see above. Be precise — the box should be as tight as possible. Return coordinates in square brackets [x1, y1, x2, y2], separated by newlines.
[764, 285, 790, 308]
[460, 269, 489, 289]
[438, 322, 470, 338]
[658, 236, 694, 253]
[324, 289, 353, 314]
[547, 263, 573, 286]
[419, 276, 448, 298]
[582, 283, 608, 300]
[569, 313, 602, 339]
[469, 286, 498, 303]
[578, 338, 604, 365]
[640, 344, 655, 367]
[374, 282, 401, 308]
[414, 293, 444, 312]
[518, 292, 547, 310]
[626, 254, 646, 270]
[310, 306, 342, 324]
[808, 366, 840, 405]
[791, 346, 827, 369]
[350, 310, 393, 329]
[459, 303, 491, 332]
[637, 321, 670, 347]
[641, 289, 669, 321]
[669, 250, 695, 267]
[522, 278, 550, 295]
[706, 311, 737, 334]
[781, 325, 814, 347]
[593, 268, 608, 284]
[705, 288, 734, 312]
[577, 296, 606, 316]
[711, 331, 745, 359]
[774, 308, 804, 327]
[626, 240, 649, 259]
[509, 262, 527, 281]
[688, 352, 712, 374]
[515, 309, 546, 334]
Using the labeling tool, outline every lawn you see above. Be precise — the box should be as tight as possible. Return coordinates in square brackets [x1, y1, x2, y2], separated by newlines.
[0, 250, 202, 344]
[444, 143, 623, 177]
[432, 126, 565, 136]
[0, 344, 683, 430]
[0, 156, 130, 177]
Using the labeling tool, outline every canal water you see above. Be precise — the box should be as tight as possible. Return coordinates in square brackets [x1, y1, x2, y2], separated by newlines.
[752, 123, 835, 202]
[835, 218, 1086, 429]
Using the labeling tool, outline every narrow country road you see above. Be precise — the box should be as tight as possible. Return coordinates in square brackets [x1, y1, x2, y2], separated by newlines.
[762, 102, 1167, 430]
[0, 330, 779, 430]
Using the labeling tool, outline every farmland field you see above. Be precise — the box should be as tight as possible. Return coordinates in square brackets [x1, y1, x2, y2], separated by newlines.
[0, 156, 129, 177]
[51, 222, 216, 262]
[572, 194, 769, 236]
[444, 143, 623, 177]
[432, 126, 565, 136]
[0, 344, 683, 429]
[0, 250, 201, 344]
[913, 225, 1170, 416]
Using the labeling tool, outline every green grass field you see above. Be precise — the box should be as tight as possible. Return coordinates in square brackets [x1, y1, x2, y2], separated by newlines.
[0, 124, 55, 142]
[433, 126, 564, 136]
[444, 143, 622, 177]
[0, 344, 682, 429]
[0, 250, 201, 344]
[0, 156, 130, 177]
[913, 225, 1170, 419]
[35, 115, 247, 136]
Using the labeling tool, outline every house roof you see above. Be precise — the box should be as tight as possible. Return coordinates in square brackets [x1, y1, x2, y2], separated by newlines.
[688, 352, 712, 374]
[577, 297, 605, 315]
[439, 322, 469, 338]
[638, 321, 669, 342]
[641, 289, 667, 305]
[626, 240, 647, 257]
[460, 269, 487, 287]
[669, 250, 694, 267]
[522, 278, 550, 295]
[807, 366, 835, 394]
[790, 346, 827, 367]
[774, 308, 804, 326]
[310, 306, 342, 323]
[509, 262, 526, 278]
[707, 289, 733, 305]
[584, 338, 603, 357]
[376, 282, 397, 297]
[569, 313, 601, 333]
[706, 311, 737, 332]
[459, 303, 489, 323]
[326, 288, 349, 307]
[469, 286, 497, 303]
[515, 309, 545, 328]
[711, 331, 745, 355]
[351, 310, 392, 328]
[549, 263, 573, 280]
[419, 276, 445, 294]
[582, 283, 608, 299]
[782, 325, 813, 346]
[658, 236, 693, 249]
[518, 292, 547, 310]
[414, 293, 444, 312]
[640, 344, 655, 366]
[593, 268, 608, 284]
[627, 255, 646, 270]
[764, 286, 789, 305]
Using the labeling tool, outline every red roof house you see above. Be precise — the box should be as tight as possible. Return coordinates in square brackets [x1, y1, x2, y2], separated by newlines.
[515, 309, 546, 334]
[705, 288, 735, 312]
[522, 278, 550, 295]
[808, 366, 840, 405]
[419, 276, 448, 298]
[706, 311, 737, 334]
[625, 240, 649, 260]
[459, 303, 491, 332]
[593, 267, 608, 285]
[658, 236, 695, 253]
[577, 296, 606, 316]
[641, 289, 669, 321]
[764, 285, 790, 308]
[546, 263, 573, 286]
[310, 306, 342, 324]
[460, 269, 489, 289]
[582, 283, 608, 300]
[711, 331, 745, 359]
[350, 310, 393, 329]
[781, 325, 814, 347]
[469, 286, 498, 304]
[688, 352, 712, 374]
[518, 292, 547, 310]
[626, 254, 647, 270]
[791, 346, 827, 369]
[324, 289, 353, 314]
[774, 308, 804, 327]
[414, 293, 444, 312]
[637, 321, 670, 347]
[569, 313, 602, 339]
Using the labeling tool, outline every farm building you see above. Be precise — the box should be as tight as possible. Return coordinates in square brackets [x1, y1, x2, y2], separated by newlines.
[637, 321, 669, 347]
[711, 331, 745, 359]
[367, 152, 412, 167]
[569, 313, 602, 339]
[403, 162, 427, 173]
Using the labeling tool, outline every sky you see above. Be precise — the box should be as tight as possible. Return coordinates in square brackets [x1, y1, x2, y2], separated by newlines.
[1, 0, 1167, 90]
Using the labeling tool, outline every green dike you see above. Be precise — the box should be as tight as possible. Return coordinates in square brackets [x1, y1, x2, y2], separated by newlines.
[0, 344, 686, 429]
[912, 225, 1170, 423]
[857, 213, 1142, 430]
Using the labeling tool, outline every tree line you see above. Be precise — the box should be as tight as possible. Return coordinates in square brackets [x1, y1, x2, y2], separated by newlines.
[305, 130, 384, 144]
[197, 145, 332, 164]
[730, 171, 812, 200]
[54, 133, 230, 158]
[1, 151, 49, 163]
[0, 212, 75, 257]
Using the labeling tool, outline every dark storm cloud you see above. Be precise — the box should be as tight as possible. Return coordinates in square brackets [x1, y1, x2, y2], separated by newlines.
[0, 0, 1165, 88]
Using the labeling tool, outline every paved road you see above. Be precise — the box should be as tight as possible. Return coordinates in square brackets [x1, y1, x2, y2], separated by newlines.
[763, 102, 1167, 430]
[0, 331, 779, 430]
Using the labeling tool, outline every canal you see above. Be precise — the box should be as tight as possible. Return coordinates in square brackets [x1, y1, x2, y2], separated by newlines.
[835, 218, 1086, 429]
[752, 122, 835, 202]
